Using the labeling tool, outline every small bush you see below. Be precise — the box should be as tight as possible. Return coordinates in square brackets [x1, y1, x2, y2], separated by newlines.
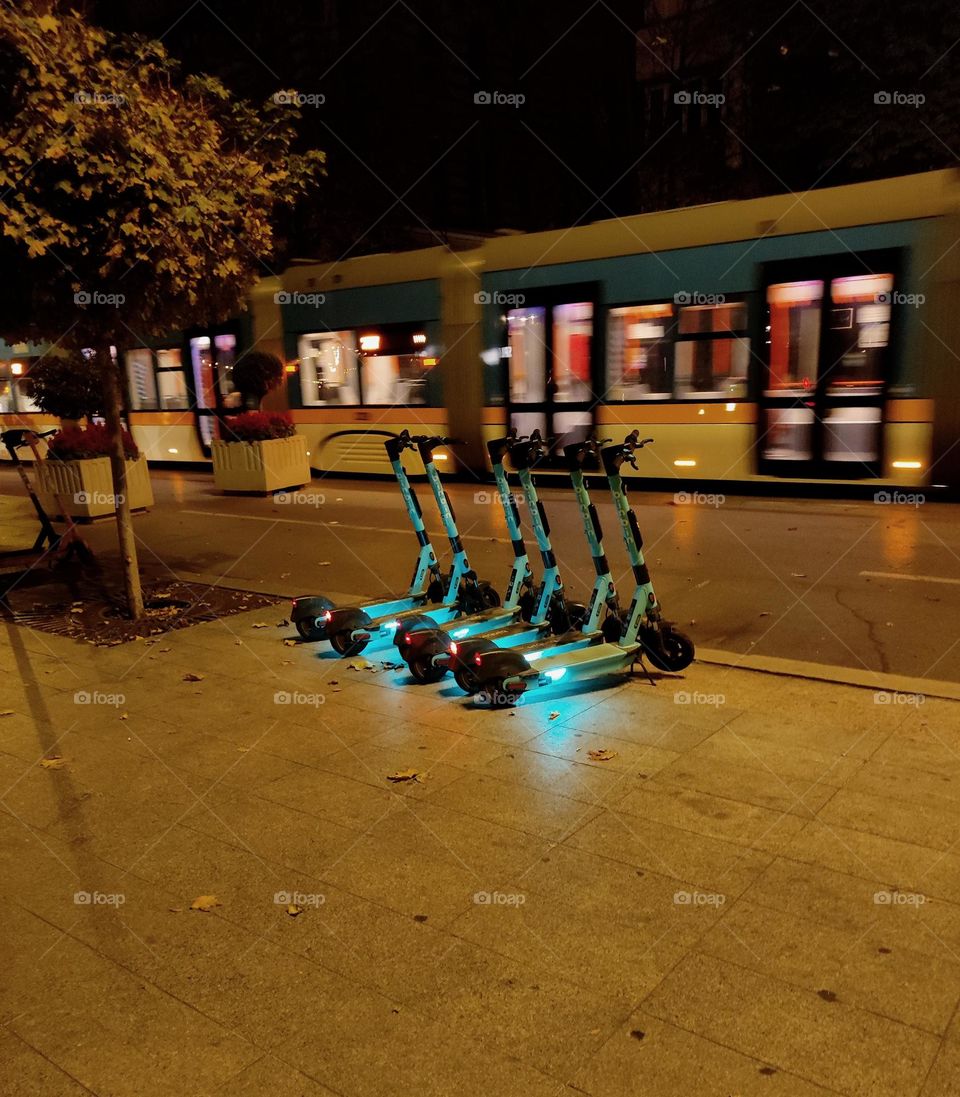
[222, 411, 296, 443]
[231, 351, 284, 405]
[23, 354, 102, 420]
[46, 423, 139, 461]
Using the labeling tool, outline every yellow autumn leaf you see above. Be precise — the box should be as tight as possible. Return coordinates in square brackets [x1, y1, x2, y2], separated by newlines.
[190, 894, 220, 912]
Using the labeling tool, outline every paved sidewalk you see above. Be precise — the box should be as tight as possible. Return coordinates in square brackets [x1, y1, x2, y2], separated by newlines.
[2, 605, 959, 1096]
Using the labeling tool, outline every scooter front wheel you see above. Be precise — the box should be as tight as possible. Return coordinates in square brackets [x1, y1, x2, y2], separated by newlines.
[330, 629, 369, 657]
[643, 627, 695, 673]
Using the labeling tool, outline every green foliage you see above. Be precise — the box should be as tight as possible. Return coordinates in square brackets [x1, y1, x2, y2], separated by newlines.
[0, 2, 325, 351]
[231, 350, 284, 404]
[23, 353, 102, 420]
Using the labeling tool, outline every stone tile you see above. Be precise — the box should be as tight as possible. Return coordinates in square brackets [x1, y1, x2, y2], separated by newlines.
[722, 709, 890, 761]
[210, 1056, 339, 1095]
[573, 1012, 841, 1097]
[654, 751, 839, 817]
[643, 951, 939, 1097]
[567, 809, 773, 898]
[422, 770, 604, 842]
[921, 1040, 960, 1097]
[8, 935, 261, 1097]
[699, 899, 960, 1034]
[816, 786, 960, 852]
[0, 1028, 94, 1096]
[477, 746, 643, 808]
[523, 724, 680, 778]
[254, 764, 406, 831]
[615, 781, 808, 855]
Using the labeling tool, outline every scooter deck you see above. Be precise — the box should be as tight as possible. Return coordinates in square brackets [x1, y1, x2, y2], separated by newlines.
[443, 606, 522, 641]
[505, 639, 639, 689]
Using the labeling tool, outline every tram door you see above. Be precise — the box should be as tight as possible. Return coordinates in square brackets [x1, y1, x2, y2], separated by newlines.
[187, 329, 242, 451]
[760, 259, 896, 478]
[505, 293, 596, 461]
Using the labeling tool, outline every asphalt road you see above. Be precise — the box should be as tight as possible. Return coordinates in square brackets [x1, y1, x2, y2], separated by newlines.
[3, 466, 959, 684]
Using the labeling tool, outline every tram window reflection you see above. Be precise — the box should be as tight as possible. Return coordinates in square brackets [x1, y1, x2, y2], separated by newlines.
[674, 300, 749, 399]
[606, 303, 673, 400]
[298, 331, 360, 406]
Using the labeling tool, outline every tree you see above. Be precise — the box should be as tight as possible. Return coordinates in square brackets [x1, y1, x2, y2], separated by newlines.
[231, 350, 284, 410]
[0, 0, 324, 617]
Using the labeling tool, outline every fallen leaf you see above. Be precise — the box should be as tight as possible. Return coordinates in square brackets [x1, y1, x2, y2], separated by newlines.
[348, 660, 370, 671]
[119, 713, 128, 721]
[286, 904, 302, 917]
[276, 620, 289, 627]
[759, 611, 771, 617]
[282, 639, 297, 647]
[790, 572, 807, 578]
[0, 710, 15, 718]
[329, 679, 339, 686]
[158, 648, 171, 653]
[588, 749, 618, 762]
[387, 769, 423, 783]
[252, 623, 271, 629]
[280, 572, 291, 579]
[169, 907, 183, 913]
[318, 561, 332, 566]
[182, 672, 204, 682]
[40, 756, 66, 769]
[549, 711, 560, 721]
[190, 895, 220, 912]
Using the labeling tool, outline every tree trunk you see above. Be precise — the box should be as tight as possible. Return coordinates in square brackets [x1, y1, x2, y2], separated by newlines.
[99, 345, 144, 619]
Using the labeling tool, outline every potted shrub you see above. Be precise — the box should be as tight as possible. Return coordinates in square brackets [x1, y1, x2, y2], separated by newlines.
[211, 351, 310, 493]
[211, 410, 310, 493]
[38, 423, 154, 519]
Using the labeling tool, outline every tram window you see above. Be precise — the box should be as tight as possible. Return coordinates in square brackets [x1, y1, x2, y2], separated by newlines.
[215, 334, 241, 409]
[553, 302, 593, 403]
[298, 332, 360, 406]
[507, 307, 547, 404]
[125, 349, 159, 410]
[606, 303, 673, 400]
[826, 274, 892, 397]
[765, 281, 824, 395]
[362, 353, 432, 405]
[675, 300, 749, 399]
[156, 349, 189, 410]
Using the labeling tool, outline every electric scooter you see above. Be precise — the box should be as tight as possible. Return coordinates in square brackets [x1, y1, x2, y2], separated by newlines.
[396, 431, 539, 682]
[469, 432, 694, 704]
[292, 431, 497, 656]
[435, 432, 626, 693]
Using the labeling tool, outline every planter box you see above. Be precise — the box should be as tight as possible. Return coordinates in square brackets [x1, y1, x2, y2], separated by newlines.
[37, 455, 154, 519]
[211, 434, 311, 494]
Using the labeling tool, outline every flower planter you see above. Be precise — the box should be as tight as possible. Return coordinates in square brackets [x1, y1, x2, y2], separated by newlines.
[37, 455, 154, 519]
[211, 434, 311, 494]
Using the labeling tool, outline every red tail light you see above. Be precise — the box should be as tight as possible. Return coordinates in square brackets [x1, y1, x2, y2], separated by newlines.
[321, 610, 332, 622]
[474, 654, 483, 665]
[404, 633, 413, 645]
[449, 641, 458, 656]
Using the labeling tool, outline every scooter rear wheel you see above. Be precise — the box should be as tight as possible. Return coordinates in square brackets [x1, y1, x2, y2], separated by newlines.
[643, 628, 695, 673]
[330, 629, 369, 657]
[296, 617, 327, 642]
[409, 656, 447, 684]
[454, 666, 480, 694]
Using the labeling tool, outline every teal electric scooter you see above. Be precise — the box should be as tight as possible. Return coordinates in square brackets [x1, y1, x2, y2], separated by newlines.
[443, 432, 627, 693]
[469, 433, 694, 704]
[292, 431, 497, 656]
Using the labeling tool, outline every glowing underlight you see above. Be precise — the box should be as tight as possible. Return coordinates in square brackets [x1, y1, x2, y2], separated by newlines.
[674, 459, 697, 468]
[359, 334, 381, 352]
[452, 627, 470, 639]
[434, 453, 449, 461]
[526, 650, 545, 661]
[389, 620, 401, 631]
[892, 460, 922, 470]
[546, 668, 567, 682]
[10, 361, 24, 376]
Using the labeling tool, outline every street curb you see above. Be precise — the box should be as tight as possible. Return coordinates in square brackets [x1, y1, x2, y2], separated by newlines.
[696, 647, 960, 702]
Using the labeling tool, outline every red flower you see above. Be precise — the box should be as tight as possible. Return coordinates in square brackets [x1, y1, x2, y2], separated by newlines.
[46, 423, 139, 461]
[222, 411, 296, 442]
